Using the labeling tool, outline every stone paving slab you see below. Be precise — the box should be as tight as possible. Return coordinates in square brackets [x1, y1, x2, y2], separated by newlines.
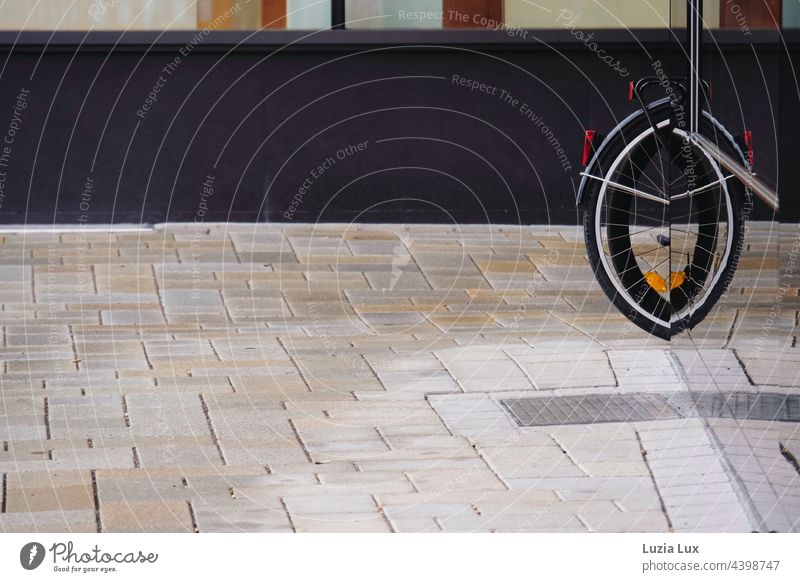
[0, 222, 797, 532]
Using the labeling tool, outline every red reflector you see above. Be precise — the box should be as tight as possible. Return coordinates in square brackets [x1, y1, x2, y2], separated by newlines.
[743, 130, 754, 168]
[708, 81, 713, 100]
[582, 130, 597, 166]
[628, 81, 634, 101]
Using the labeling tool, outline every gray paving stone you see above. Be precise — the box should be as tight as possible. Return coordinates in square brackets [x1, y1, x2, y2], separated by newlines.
[0, 509, 98, 533]
[283, 494, 378, 515]
[192, 505, 293, 532]
[0, 221, 793, 533]
[101, 309, 165, 325]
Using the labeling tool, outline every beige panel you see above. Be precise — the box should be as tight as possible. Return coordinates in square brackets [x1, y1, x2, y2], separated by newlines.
[344, 0, 386, 29]
[671, 1, 720, 28]
[707, 2, 721, 29]
[0, 0, 197, 31]
[234, 0, 262, 29]
[504, 0, 671, 28]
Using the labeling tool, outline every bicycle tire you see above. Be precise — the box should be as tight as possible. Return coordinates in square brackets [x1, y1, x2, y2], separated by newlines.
[581, 101, 747, 339]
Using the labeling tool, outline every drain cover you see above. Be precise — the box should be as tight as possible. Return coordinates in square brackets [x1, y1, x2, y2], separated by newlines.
[693, 392, 800, 422]
[501, 394, 680, 427]
[501, 392, 800, 427]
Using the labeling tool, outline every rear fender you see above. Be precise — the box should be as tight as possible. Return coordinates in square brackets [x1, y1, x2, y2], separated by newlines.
[575, 99, 750, 207]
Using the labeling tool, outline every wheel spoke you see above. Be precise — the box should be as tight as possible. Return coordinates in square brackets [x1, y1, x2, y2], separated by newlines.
[589, 117, 738, 332]
[581, 172, 669, 205]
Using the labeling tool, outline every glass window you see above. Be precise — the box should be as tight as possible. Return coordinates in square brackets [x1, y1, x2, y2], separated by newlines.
[718, 0, 781, 29]
[785, 0, 800, 27]
[0, 0, 332, 31]
[673, 1, 783, 30]
[504, 1, 671, 29]
[344, 1, 442, 29]
[0, 0, 788, 31]
[343, 1, 786, 30]
[344, 1, 674, 30]
[286, 0, 331, 29]
[198, 0, 259, 29]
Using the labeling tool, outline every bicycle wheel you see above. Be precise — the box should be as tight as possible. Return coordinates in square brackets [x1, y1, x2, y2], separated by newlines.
[582, 102, 747, 339]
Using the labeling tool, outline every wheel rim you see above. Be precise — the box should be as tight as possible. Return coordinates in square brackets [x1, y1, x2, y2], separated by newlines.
[594, 120, 735, 332]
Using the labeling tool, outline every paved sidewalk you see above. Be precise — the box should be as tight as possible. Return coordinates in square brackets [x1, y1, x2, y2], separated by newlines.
[0, 222, 798, 532]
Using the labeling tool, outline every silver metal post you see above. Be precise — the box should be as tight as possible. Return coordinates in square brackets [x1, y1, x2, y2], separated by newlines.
[684, 0, 778, 211]
[687, 0, 703, 134]
[690, 133, 779, 210]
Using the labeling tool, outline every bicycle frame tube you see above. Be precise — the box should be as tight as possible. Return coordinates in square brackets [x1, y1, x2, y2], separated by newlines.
[690, 133, 780, 209]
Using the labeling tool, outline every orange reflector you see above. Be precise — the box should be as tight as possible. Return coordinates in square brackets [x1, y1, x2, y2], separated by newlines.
[669, 271, 686, 289]
[645, 272, 667, 293]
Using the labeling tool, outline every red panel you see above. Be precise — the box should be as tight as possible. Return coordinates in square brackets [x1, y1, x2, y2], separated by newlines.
[443, 0, 504, 29]
[719, 0, 780, 29]
[262, 0, 287, 29]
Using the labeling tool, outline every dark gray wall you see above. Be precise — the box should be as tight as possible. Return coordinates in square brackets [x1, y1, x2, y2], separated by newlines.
[0, 29, 795, 225]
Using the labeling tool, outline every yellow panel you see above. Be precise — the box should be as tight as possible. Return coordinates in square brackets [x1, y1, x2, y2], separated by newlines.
[198, 0, 236, 30]
[234, 0, 263, 29]
[671, 1, 721, 28]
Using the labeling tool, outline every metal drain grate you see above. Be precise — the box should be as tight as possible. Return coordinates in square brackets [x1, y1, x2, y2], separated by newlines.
[693, 392, 800, 422]
[501, 392, 800, 427]
[501, 394, 680, 427]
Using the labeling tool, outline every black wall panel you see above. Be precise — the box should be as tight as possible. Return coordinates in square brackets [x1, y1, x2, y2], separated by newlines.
[0, 30, 794, 225]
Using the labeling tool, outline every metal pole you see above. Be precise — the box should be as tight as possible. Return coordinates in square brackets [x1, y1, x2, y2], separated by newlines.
[687, 0, 703, 134]
[331, 0, 345, 29]
[684, 1, 778, 211]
